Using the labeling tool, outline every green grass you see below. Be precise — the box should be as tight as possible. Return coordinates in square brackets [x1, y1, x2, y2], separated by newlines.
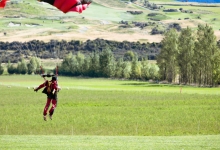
[0, 75, 219, 149]
[1, 135, 220, 150]
[148, 13, 171, 20]
[158, 4, 220, 30]
[0, 75, 220, 135]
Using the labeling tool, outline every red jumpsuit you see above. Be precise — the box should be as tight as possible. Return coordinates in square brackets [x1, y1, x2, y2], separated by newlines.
[35, 80, 59, 118]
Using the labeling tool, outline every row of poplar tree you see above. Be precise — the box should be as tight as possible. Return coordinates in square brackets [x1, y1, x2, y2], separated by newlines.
[57, 50, 159, 80]
[4, 57, 41, 75]
[1, 50, 159, 80]
[157, 24, 220, 86]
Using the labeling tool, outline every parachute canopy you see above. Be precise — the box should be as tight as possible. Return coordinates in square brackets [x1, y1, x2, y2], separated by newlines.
[0, 0, 9, 8]
[38, 0, 92, 13]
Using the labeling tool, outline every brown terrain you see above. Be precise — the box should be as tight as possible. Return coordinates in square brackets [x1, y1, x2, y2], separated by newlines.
[1, 18, 220, 43]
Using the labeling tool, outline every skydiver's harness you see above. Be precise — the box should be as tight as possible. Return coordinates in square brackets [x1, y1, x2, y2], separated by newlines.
[41, 80, 58, 100]
[42, 80, 54, 95]
[39, 65, 59, 99]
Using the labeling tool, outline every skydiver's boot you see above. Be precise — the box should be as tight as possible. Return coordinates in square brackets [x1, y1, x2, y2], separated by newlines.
[49, 109, 54, 120]
[49, 114, 52, 120]
[43, 115, 47, 121]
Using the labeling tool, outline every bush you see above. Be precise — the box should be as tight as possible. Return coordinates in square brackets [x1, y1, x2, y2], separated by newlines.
[17, 59, 28, 74]
[151, 27, 164, 35]
[7, 65, 17, 74]
[0, 65, 4, 75]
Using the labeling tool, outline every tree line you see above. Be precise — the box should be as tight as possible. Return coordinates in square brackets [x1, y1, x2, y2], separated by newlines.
[157, 24, 220, 86]
[5, 57, 41, 75]
[1, 24, 220, 86]
[1, 50, 159, 80]
[58, 50, 158, 79]
[0, 38, 161, 63]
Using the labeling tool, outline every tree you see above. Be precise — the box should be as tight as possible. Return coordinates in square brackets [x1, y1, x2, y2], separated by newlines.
[194, 24, 219, 86]
[148, 64, 159, 80]
[27, 57, 38, 74]
[59, 52, 74, 75]
[7, 61, 16, 74]
[114, 58, 123, 78]
[157, 28, 179, 83]
[121, 61, 131, 79]
[82, 56, 90, 76]
[17, 58, 28, 74]
[75, 52, 85, 75]
[141, 59, 150, 80]
[177, 27, 195, 84]
[130, 54, 141, 79]
[140, 55, 159, 80]
[123, 50, 135, 61]
[88, 51, 100, 77]
[0, 62, 4, 75]
[99, 48, 115, 77]
[212, 50, 220, 85]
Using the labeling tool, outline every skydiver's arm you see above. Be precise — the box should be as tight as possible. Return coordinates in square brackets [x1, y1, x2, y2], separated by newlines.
[52, 81, 61, 94]
[34, 81, 48, 92]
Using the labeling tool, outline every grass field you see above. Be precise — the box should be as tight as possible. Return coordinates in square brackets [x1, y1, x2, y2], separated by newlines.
[1, 0, 220, 148]
[1, 135, 220, 149]
[0, 75, 219, 149]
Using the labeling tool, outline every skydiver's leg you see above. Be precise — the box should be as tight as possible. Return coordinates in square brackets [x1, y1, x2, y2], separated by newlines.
[49, 99, 57, 119]
[43, 98, 51, 116]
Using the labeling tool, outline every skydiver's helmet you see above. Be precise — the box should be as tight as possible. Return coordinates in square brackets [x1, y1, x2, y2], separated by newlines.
[52, 76, 57, 81]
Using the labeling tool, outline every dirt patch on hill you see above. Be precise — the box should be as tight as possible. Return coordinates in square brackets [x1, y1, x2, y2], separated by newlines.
[1, 19, 219, 43]
[162, 19, 205, 28]
[0, 28, 164, 43]
[215, 30, 220, 41]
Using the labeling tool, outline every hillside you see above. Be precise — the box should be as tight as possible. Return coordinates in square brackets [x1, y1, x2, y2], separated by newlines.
[0, 0, 220, 44]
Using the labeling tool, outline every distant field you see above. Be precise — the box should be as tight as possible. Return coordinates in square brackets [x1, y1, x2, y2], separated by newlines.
[0, 0, 220, 42]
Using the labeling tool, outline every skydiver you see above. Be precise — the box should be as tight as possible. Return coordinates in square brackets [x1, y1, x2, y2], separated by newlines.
[34, 76, 60, 121]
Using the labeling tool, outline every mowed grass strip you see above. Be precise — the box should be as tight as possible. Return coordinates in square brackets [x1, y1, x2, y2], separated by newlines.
[0, 135, 220, 150]
[0, 75, 219, 136]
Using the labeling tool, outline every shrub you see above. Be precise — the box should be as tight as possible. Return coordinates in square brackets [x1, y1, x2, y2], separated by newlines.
[0, 65, 4, 75]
